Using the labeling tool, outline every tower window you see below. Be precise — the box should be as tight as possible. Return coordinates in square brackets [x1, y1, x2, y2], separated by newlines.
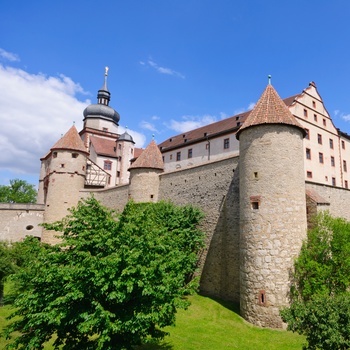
[319, 152, 324, 164]
[250, 195, 261, 210]
[188, 149, 193, 159]
[259, 290, 267, 306]
[306, 148, 311, 160]
[53, 152, 57, 158]
[104, 161, 112, 170]
[224, 138, 230, 149]
[102, 127, 108, 132]
[329, 138, 334, 149]
[72, 153, 79, 158]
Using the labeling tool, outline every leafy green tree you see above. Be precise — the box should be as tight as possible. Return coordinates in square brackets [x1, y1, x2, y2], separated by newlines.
[0, 242, 16, 306]
[0, 179, 37, 203]
[281, 211, 350, 349]
[3, 197, 204, 350]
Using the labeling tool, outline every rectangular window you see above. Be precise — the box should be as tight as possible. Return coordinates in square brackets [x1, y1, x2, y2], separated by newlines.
[329, 138, 334, 149]
[319, 152, 324, 163]
[176, 152, 181, 161]
[332, 177, 336, 186]
[323, 118, 327, 127]
[314, 114, 318, 122]
[102, 127, 108, 132]
[224, 138, 230, 149]
[331, 156, 335, 167]
[303, 109, 308, 118]
[344, 160, 347, 172]
[318, 133, 322, 144]
[307, 171, 313, 178]
[312, 101, 316, 108]
[342, 140, 346, 149]
[305, 129, 310, 139]
[104, 161, 112, 170]
[170, 154, 173, 160]
[345, 180, 349, 189]
[205, 143, 209, 150]
[188, 149, 193, 159]
[117, 171, 120, 177]
[306, 148, 311, 160]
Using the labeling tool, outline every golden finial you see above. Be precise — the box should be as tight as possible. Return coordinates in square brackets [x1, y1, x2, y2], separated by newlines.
[105, 66, 109, 76]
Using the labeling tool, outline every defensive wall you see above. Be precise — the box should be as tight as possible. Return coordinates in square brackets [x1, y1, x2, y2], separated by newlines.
[0, 203, 44, 242]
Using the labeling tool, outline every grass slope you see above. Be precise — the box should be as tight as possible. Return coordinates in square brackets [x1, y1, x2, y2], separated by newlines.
[1, 294, 305, 350]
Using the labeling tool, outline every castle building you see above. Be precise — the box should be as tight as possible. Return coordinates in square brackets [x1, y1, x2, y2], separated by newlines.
[1, 75, 350, 328]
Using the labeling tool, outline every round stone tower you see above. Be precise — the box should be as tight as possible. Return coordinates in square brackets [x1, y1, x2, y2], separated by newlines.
[128, 140, 164, 203]
[39, 125, 89, 244]
[236, 83, 307, 328]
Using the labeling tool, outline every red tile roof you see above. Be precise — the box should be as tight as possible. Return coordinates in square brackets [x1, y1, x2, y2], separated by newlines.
[236, 85, 305, 139]
[51, 126, 88, 154]
[90, 136, 116, 157]
[129, 140, 164, 170]
[158, 92, 302, 151]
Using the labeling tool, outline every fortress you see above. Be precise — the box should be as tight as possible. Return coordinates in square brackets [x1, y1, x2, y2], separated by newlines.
[1, 72, 350, 328]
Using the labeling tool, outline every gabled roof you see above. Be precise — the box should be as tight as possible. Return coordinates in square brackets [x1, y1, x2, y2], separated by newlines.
[158, 92, 302, 151]
[129, 140, 164, 171]
[51, 126, 88, 154]
[236, 84, 305, 139]
[90, 136, 116, 157]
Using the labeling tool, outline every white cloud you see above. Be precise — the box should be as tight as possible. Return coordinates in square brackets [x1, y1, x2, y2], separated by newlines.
[342, 114, 350, 121]
[151, 115, 160, 121]
[141, 59, 185, 79]
[139, 121, 158, 133]
[334, 109, 350, 122]
[0, 64, 90, 178]
[233, 102, 255, 115]
[248, 102, 256, 110]
[167, 115, 217, 133]
[0, 48, 20, 62]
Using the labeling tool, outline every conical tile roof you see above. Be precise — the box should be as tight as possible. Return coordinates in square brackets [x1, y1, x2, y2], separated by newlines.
[236, 84, 306, 139]
[51, 125, 88, 154]
[129, 140, 164, 171]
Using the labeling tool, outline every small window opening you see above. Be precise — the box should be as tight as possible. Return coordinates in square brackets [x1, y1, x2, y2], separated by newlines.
[26, 225, 34, 231]
[150, 194, 154, 199]
[72, 153, 78, 158]
[53, 152, 57, 158]
[252, 202, 259, 210]
[60, 164, 65, 168]
[254, 172, 258, 178]
[259, 290, 266, 306]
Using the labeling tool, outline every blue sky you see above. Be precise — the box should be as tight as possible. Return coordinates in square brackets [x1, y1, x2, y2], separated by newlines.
[1, 0, 350, 186]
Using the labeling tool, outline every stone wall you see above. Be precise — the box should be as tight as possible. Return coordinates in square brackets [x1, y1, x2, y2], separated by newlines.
[158, 155, 241, 302]
[0, 203, 44, 241]
[306, 182, 350, 220]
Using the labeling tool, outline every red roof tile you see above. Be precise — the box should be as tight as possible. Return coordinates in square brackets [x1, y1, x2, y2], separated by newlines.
[51, 126, 88, 154]
[129, 140, 164, 170]
[236, 85, 305, 139]
[90, 136, 116, 157]
[158, 92, 301, 151]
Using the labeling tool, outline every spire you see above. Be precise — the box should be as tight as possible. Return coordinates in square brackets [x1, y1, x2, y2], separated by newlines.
[51, 125, 88, 154]
[97, 67, 111, 106]
[236, 84, 306, 139]
[129, 140, 164, 171]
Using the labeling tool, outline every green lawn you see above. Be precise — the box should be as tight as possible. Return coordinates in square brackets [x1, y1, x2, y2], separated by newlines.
[1, 294, 305, 350]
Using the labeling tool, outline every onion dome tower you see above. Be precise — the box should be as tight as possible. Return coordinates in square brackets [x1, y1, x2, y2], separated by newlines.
[82, 67, 120, 133]
[39, 125, 89, 244]
[236, 80, 307, 328]
[128, 139, 164, 202]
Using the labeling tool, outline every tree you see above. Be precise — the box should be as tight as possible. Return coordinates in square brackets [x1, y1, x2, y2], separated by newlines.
[3, 197, 204, 350]
[0, 179, 37, 203]
[280, 211, 350, 349]
[0, 242, 16, 306]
